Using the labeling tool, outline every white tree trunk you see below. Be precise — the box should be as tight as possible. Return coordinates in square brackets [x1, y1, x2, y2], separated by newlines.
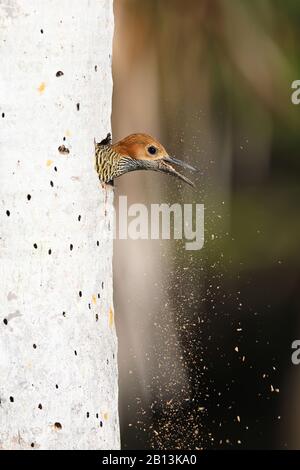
[0, 0, 119, 450]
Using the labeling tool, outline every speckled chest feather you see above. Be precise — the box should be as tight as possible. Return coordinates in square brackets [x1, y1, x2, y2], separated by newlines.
[94, 144, 121, 183]
[94, 142, 138, 184]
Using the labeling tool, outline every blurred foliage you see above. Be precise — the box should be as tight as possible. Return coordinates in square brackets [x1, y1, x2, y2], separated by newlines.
[114, 0, 300, 449]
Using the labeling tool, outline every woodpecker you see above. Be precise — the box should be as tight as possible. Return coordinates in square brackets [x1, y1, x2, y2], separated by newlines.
[94, 133, 196, 188]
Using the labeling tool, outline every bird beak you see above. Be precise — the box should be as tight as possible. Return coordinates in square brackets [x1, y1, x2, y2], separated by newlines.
[163, 156, 198, 173]
[156, 156, 196, 188]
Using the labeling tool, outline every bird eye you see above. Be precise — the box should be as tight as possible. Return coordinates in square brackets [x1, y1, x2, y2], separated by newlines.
[148, 145, 157, 155]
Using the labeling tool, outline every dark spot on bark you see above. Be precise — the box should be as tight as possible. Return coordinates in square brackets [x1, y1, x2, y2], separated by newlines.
[63, 136, 66, 141]
[95, 314, 98, 321]
[76, 103, 80, 111]
[101, 282, 104, 289]
[96, 240, 99, 246]
[94, 65, 97, 72]
[3, 318, 8, 325]
[58, 145, 70, 155]
[40, 29, 43, 34]
[27, 194, 31, 201]
[50, 181, 54, 187]
[96, 413, 99, 418]
[62, 311, 66, 317]
[10, 396, 14, 402]
[70, 244, 73, 251]
[54, 422, 62, 429]
[2, 113, 5, 118]
[31, 442, 35, 447]
[48, 249, 52, 255]
[88, 303, 91, 310]
[86, 412, 89, 418]
[79, 291, 82, 298]
[100, 421, 103, 427]
[78, 215, 81, 221]
[54, 166, 58, 172]
[106, 359, 109, 365]
[38, 403, 42, 409]
[56, 71, 64, 77]
[33, 344, 37, 349]
[55, 384, 59, 389]
[33, 243, 38, 249]
[6, 210, 10, 216]
[97, 293, 100, 299]
[74, 350, 77, 356]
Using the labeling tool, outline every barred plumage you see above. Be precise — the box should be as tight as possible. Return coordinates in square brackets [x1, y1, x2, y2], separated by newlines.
[94, 144, 121, 183]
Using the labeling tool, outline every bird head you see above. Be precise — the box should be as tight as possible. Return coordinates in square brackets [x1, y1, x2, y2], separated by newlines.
[111, 133, 196, 188]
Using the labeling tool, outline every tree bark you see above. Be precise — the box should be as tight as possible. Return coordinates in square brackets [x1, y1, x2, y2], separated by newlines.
[0, 0, 119, 450]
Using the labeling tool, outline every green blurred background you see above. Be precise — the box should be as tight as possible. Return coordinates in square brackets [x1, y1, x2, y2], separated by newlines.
[112, 0, 300, 449]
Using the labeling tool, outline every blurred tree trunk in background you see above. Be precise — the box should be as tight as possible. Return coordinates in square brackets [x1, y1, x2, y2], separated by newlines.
[0, 0, 119, 449]
[113, 0, 189, 448]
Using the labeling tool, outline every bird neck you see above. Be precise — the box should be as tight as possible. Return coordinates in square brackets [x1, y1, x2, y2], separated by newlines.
[118, 155, 145, 175]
